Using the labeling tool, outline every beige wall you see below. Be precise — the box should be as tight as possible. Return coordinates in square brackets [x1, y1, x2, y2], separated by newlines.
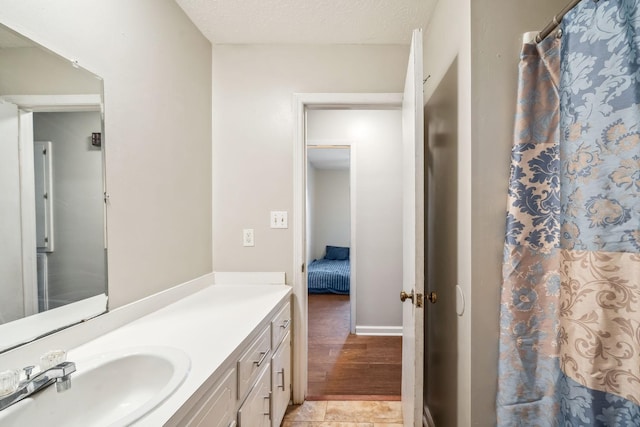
[0, 47, 101, 95]
[211, 45, 408, 281]
[0, 0, 213, 308]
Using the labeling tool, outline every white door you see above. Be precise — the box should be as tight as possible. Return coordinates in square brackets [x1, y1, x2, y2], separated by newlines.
[0, 104, 38, 320]
[401, 29, 425, 427]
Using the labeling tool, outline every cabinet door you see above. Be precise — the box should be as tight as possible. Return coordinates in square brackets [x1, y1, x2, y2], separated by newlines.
[238, 363, 271, 427]
[271, 301, 291, 348]
[238, 326, 271, 400]
[271, 332, 291, 427]
[186, 368, 237, 427]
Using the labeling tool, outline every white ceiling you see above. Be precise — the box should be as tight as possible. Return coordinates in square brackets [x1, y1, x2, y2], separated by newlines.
[308, 147, 350, 170]
[175, 0, 437, 45]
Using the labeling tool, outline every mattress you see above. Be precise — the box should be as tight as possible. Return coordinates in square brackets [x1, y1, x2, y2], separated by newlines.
[307, 259, 350, 295]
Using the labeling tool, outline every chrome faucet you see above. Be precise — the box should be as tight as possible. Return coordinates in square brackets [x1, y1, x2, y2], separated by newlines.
[0, 361, 76, 411]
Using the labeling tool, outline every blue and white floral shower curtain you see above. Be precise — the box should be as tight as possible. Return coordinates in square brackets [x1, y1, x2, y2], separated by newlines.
[498, 0, 640, 425]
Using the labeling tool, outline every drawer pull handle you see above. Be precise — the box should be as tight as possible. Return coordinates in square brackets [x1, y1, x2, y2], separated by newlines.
[263, 392, 271, 420]
[254, 350, 269, 367]
[280, 319, 290, 329]
[277, 368, 285, 390]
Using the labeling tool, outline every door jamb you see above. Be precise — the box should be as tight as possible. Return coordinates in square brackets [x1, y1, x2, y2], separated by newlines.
[292, 93, 402, 404]
[306, 140, 356, 334]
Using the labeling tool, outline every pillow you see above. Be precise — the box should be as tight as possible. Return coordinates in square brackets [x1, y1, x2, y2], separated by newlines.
[325, 245, 349, 260]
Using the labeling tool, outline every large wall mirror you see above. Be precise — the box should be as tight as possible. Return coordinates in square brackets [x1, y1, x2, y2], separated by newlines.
[0, 23, 107, 352]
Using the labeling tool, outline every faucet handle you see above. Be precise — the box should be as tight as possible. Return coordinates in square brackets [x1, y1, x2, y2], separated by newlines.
[22, 365, 36, 380]
[54, 362, 76, 393]
[0, 370, 19, 396]
[40, 350, 67, 370]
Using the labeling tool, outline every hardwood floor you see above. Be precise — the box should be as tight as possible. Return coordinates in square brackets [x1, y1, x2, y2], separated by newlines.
[307, 294, 402, 400]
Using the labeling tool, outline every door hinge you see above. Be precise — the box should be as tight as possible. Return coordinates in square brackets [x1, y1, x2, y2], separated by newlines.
[301, 263, 305, 273]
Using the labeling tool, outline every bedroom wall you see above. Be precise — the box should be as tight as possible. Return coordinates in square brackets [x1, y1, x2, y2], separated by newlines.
[311, 169, 350, 260]
[306, 109, 403, 330]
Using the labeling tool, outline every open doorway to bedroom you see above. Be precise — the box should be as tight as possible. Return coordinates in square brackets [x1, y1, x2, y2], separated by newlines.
[304, 108, 403, 400]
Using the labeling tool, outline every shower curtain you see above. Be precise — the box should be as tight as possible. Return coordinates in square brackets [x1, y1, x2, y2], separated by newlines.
[498, 1, 640, 425]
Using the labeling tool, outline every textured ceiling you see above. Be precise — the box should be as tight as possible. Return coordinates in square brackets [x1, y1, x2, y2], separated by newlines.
[175, 0, 437, 45]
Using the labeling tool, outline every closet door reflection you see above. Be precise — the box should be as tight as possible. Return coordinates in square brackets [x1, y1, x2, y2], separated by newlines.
[33, 111, 106, 311]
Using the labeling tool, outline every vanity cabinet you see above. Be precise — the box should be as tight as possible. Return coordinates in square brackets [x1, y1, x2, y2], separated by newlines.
[270, 331, 291, 426]
[237, 362, 271, 426]
[270, 300, 291, 426]
[171, 297, 291, 427]
[182, 368, 237, 427]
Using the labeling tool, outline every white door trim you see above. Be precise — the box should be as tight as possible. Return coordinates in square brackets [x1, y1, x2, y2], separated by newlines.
[349, 143, 357, 335]
[0, 94, 102, 112]
[292, 92, 402, 404]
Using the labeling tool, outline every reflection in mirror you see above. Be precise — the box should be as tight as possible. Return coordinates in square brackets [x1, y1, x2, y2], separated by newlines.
[0, 23, 107, 352]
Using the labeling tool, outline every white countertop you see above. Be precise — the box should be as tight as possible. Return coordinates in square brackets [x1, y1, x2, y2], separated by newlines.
[66, 283, 291, 426]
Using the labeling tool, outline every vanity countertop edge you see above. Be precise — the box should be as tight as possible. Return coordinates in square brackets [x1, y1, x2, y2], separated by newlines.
[67, 283, 292, 426]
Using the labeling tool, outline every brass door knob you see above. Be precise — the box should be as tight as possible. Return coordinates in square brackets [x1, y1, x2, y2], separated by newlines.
[427, 291, 437, 304]
[400, 290, 414, 303]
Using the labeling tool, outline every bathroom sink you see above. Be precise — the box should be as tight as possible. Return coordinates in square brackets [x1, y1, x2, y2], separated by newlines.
[0, 346, 190, 427]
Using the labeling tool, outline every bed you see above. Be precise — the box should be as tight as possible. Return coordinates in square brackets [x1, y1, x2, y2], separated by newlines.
[307, 246, 350, 295]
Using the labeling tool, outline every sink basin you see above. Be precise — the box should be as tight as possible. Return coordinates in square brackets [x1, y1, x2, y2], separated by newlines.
[0, 346, 190, 427]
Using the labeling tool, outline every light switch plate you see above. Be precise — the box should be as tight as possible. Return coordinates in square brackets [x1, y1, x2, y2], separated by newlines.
[270, 211, 288, 229]
[243, 229, 254, 246]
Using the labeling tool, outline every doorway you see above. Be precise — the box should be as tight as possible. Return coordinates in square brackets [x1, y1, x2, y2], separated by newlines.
[306, 143, 353, 323]
[297, 102, 405, 400]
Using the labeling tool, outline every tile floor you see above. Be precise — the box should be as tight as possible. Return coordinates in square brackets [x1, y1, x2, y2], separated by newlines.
[281, 400, 403, 426]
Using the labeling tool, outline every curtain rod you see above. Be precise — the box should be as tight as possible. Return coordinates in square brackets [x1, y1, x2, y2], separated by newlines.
[535, 0, 583, 43]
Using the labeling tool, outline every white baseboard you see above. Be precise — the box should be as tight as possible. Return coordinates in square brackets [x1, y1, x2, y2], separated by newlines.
[355, 325, 402, 336]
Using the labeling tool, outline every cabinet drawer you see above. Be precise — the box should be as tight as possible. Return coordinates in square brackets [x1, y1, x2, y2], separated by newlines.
[238, 361, 271, 427]
[271, 331, 291, 427]
[184, 367, 237, 427]
[271, 301, 291, 349]
[238, 325, 271, 400]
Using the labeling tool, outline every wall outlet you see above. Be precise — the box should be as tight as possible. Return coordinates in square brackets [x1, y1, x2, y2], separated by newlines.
[270, 211, 288, 229]
[243, 229, 254, 247]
